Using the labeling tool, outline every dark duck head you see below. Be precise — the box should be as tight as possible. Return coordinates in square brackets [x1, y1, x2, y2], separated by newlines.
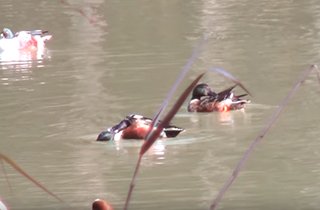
[190, 83, 217, 100]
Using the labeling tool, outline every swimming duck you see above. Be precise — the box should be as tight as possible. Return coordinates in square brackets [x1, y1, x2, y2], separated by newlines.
[0, 28, 52, 52]
[97, 114, 184, 141]
[187, 83, 250, 112]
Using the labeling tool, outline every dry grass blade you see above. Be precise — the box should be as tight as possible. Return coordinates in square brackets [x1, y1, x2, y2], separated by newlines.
[209, 67, 252, 96]
[123, 155, 142, 210]
[0, 159, 13, 193]
[123, 73, 205, 210]
[0, 153, 63, 203]
[151, 37, 208, 126]
[210, 64, 319, 210]
[140, 73, 205, 155]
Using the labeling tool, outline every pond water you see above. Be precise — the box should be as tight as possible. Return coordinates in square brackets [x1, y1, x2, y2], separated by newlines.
[1, 0, 320, 210]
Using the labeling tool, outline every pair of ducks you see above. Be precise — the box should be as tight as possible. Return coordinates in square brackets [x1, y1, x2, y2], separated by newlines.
[97, 83, 250, 141]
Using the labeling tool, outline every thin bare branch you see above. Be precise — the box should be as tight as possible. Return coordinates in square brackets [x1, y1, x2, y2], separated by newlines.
[123, 155, 142, 210]
[0, 153, 63, 203]
[141, 73, 205, 155]
[123, 73, 204, 210]
[151, 35, 209, 128]
[209, 67, 252, 96]
[210, 64, 319, 210]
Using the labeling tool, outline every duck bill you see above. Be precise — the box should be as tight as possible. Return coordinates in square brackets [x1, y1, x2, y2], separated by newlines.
[163, 127, 184, 138]
[96, 131, 113, 141]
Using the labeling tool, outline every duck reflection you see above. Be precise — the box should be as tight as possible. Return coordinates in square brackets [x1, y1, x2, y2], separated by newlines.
[112, 137, 168, 165]
[0, 43, 51, 85]
[0, 47, 50, 70]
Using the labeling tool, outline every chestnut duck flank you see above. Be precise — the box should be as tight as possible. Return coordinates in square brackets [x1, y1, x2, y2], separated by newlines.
[97, 114, 184, 141]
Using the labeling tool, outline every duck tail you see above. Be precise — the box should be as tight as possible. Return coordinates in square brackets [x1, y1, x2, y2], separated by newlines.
[216, 85, 237, 101]
[163, 126, 184, 138]
[29, 30, 49, 36]
[42, 35, 52, 42]
[235, 93, 248, 99]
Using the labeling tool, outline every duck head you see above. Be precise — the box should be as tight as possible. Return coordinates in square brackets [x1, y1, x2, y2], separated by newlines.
[191, 83, 216, 99]
[1, 28, 14, 39]
[96, 130, 113, 141]
[96, 117, 133, 141]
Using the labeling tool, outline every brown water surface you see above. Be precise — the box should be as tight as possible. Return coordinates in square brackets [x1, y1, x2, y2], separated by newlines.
[1, 0, 320, 210]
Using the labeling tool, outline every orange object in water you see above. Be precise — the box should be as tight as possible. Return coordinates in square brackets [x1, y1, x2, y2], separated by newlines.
[92, 199, 114, 210]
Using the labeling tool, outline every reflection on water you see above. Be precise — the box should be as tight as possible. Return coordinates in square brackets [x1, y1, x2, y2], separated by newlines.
[0, 47, 51, 85]
[112, 139, 167, 165]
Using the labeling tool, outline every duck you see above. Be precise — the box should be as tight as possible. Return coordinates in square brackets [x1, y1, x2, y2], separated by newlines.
[187, 83, 250, 112]
[0, 28, 52, 52]
[97, 114, 184, 141]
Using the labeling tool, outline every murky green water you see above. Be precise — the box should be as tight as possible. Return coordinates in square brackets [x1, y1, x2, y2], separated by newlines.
[1, 0, 320, 209]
